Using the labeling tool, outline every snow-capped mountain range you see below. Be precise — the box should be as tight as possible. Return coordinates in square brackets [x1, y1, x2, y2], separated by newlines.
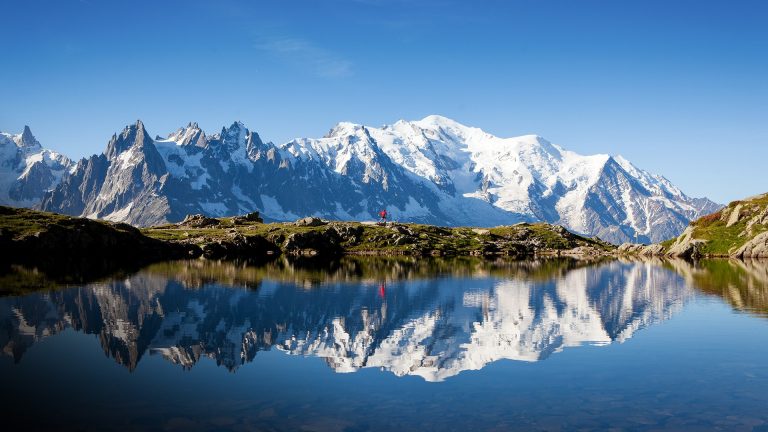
[0, 126, 73, 207]
[1, 116, 720, 243]
[0, 260, 691, 381]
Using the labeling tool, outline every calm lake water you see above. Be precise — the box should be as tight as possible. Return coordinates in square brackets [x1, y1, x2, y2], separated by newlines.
[1, 257, 767, 431]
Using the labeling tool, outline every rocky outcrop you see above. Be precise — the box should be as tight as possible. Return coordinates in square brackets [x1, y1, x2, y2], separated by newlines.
[618, 192, 768, 259]
[232, 211, 263, 224]
[665, 226, 706, 258]
[177, 214, 220, 228]
[0, 206, 198, 280]
[280, 228, 342, 256]
[200, 233, 278, 260]
[617, 243, 665, 256]
[733, 231, 768, 258]
[3, 207, 617, 276]
[294, 216, 326, 227]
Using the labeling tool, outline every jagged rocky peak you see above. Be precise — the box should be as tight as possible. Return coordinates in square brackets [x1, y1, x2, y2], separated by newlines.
[18, 125, 41, 148]
[105, 120, 153, 159]
[220, 121, 246, 138]
[0, 126, 74, 207]
[166, 122, 207, 148]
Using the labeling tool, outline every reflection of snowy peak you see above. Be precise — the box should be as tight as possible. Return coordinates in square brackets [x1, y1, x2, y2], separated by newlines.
[14, 116, 720, 243]
[0, 126, 73, 207]
[0, 261, 691, 380]
[275, 262, 690, 381]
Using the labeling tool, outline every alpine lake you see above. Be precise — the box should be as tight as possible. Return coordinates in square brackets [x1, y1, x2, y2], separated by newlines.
[1, 256, 767, 431]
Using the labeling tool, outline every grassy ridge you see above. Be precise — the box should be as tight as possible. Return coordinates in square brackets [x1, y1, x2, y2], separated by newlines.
[144, 217, 614, 257]
[688, 194, 768, 256]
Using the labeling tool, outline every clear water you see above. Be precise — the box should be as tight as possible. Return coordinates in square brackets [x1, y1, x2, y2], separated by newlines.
[1, 257, 767, 431]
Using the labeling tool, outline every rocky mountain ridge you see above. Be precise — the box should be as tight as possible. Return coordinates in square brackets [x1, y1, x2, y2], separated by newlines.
[0, 126, 73, 207]
[0, 118, 720, 243]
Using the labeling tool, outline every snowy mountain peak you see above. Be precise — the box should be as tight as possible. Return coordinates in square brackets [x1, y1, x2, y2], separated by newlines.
[221, 121, 246, 136]
[166, 122, 207, 148]
[105, 120, 153, 160]
[326, 121, 369, 139]
[27, 116, 720, 243]
[414, 114, 472, 131]
[0, 126, 73, 207]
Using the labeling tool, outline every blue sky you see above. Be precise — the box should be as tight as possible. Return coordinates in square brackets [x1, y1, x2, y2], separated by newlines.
[1, 0, 766, 203]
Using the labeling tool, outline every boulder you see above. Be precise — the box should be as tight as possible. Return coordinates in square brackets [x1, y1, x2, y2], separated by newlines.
[232, 211, 263, 224]
[294, 217, 326, 227]
[202, 233, 279, 259]
[389, 224, 414, 236]
[331, 224, 363, 243]
[178, 214, 220, 228]
[618, 243, 665, 256]
[282, 228, 342, 256]
[733, 231, 768, 258]
[639, 243, 665, 256]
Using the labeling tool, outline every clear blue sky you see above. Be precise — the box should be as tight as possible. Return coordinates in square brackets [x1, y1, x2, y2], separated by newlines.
[2, 0, 766, 203]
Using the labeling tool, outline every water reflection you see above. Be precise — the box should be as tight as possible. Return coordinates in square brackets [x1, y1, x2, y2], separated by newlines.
[1, 257, 765, 381]
[665, 258, 768, 317]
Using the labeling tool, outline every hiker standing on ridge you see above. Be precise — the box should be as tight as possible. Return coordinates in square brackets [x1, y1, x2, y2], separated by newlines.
[378, 209, 388, 224]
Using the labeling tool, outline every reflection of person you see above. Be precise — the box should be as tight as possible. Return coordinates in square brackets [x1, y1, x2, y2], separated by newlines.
[378, 283, 386, 298]
[378, 209, 388, 224]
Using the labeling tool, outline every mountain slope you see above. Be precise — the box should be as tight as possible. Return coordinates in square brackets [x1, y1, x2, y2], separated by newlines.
[366, 115, 720, 243]
[0, 126, 73, 207]
[18, 116, 719, 243]
[659, 192, 768, 258]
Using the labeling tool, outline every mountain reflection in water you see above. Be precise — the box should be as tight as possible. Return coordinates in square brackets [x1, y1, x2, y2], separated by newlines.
[1, 257, 766, 382]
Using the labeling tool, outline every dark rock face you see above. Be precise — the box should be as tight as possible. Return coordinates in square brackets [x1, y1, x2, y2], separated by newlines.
[281, 228, 342, 256]
[0, 207, 199, 278]
[38, 154, 110, 216]
[201, 234, 278, 260]
[8, 161, 55, 202]
[331, 224, 363, 242]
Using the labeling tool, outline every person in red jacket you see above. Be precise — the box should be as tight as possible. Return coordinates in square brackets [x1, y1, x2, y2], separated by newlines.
[378, 209, 388, 224]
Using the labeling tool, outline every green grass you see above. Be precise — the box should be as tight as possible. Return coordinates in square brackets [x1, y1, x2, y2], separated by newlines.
[687, 194, 768, 256]
[0, 206, 79, 237]
[0, 206, 138, 239]
[144, 219, 613, 256]
[659, 237, 676, 249]
[1, 206, 617, 258]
